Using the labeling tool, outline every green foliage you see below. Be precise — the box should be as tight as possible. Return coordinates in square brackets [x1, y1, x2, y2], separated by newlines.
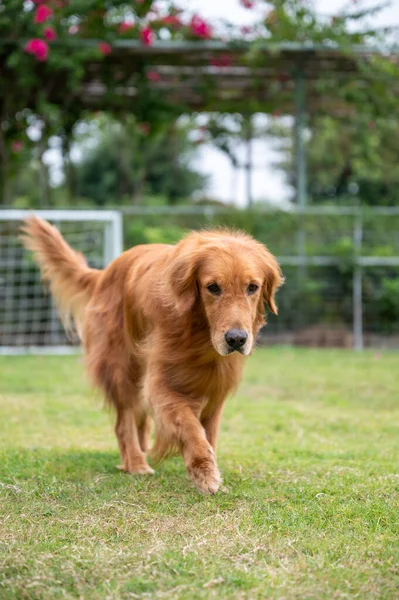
[0, 0, 215, 203]
[74, 116, 207, 205]
[373, 277, 399, 333]
[1, 0, 398, 205]
[307, 115, 399, 205]
[268, 111, 399, 206]
[255, 0, 387, 46]
[121, 208, 399, 335]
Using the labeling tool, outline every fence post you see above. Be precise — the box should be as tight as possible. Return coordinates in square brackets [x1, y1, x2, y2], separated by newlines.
[104, 211, 123, 265]
[353, 212, 364, 351]
[50, 219, 61, 345]
[295, 69, 307, 282]
[295, 69, 307, 210]
[245, 116, 253, 209]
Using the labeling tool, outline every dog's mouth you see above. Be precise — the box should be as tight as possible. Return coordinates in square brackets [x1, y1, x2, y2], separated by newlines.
[226, 347, 245, 355]
[215, 343, 251, 357]
[212, 332, 253, 357]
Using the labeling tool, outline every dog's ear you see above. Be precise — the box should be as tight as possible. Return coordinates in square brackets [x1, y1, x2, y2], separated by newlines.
[165, 244, 202, 313]
[259, 249, 284, 316]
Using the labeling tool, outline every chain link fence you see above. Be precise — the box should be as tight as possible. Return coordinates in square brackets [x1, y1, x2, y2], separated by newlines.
[0, 210, 122, 353]
[121, 205, 399, 350]
[1, 205, 398, 352]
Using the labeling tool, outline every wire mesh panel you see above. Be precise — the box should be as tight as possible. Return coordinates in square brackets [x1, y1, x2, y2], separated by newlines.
[362, 266, 399, 347]
[2, 206, 399, 352]
[120, 206, 399, 350]
[0, 210, 122, 353]
[259, 264, 354, 347]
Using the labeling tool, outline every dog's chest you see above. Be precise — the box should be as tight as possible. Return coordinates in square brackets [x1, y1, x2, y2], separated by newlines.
[178, 357, 243, 402]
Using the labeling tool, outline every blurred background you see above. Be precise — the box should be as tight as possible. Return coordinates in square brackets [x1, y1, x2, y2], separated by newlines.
[1, 0, 399, 351]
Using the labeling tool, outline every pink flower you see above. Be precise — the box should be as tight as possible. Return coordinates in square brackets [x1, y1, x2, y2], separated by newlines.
[141, 27, 154, 46]
[147, 70, 160, 81]
[34, 4, 53, 24]
[24, 39, 49, 62]
[138, 122, 151, 135]
[119, 21, 134, 33]
[98, 42, 112, 56]
[11, 140, 24, 153]
[210, 54, 232, 67]
[162, 15, 182, 26]
[265, 9, 278, 26]
[190, 15, 212, 39]
[240, 25, 252, 34]
[44, 26, 56, 41]
[68, 24, 79, 35]
[240, 0, 255, 7]
[147, 4, 160, 19]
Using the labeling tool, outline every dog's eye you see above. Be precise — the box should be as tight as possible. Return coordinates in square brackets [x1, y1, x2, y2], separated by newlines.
[207, 283, 221, 296]
[247, 283, 259, 295]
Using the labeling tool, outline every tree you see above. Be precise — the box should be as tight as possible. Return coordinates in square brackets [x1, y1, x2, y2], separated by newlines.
[0, 0, 216, 204]
[1, 0, 398, 206]
[74, 116, 207, 205]
[267, 111, 399, 206]
[248, 1, 399, 206]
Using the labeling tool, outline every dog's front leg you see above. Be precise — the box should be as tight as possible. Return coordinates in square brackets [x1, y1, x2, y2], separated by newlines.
[149, 386, 221, 494]
[201, 401, 225, 456]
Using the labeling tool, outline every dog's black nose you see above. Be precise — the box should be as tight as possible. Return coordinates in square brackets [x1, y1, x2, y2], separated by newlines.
[225, 329, 248, 350]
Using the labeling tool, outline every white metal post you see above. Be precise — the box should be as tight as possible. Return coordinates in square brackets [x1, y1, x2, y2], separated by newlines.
[353, 212, 364, 351]
[104, 210, 123, 264]
[245, 116, 253, 209]
[111, 210, 123, 259]
[295, 69, 307, 283]
[50, 219, 61, 345]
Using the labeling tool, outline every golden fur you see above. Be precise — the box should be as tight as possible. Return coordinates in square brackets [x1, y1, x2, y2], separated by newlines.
[21, 217, 283, 494]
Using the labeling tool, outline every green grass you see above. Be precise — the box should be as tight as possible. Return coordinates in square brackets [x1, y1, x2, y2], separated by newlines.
[1, 348, 399, 599]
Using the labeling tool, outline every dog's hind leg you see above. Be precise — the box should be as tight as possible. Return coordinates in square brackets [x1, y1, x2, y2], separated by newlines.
[115, 405, 154, 475]
[84, 335, 153, 475]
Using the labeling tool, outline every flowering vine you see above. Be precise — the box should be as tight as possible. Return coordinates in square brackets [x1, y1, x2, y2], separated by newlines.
[0, 0, 397, 205]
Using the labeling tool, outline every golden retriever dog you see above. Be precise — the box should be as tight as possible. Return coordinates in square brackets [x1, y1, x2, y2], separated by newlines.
[21, 217, 283, 494]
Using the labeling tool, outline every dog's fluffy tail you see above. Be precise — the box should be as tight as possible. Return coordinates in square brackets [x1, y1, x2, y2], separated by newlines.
[20, 216, 100, 337]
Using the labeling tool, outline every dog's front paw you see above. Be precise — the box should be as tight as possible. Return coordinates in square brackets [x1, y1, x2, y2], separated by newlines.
[187, 453, 221, 495]
[116, 461, 155, 475]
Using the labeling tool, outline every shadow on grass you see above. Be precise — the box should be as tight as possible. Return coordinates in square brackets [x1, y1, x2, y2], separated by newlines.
[1, 447, 120, 479]
[0, 446, 262, 509]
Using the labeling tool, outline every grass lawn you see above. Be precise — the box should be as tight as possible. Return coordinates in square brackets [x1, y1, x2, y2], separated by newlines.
[1, 348, 399, 599]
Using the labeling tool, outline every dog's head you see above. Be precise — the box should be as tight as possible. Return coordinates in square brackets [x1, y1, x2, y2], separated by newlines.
[165, 230, 283, 356]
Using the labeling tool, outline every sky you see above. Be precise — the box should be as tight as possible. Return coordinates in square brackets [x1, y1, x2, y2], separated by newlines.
[189, 0, 399, 207]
